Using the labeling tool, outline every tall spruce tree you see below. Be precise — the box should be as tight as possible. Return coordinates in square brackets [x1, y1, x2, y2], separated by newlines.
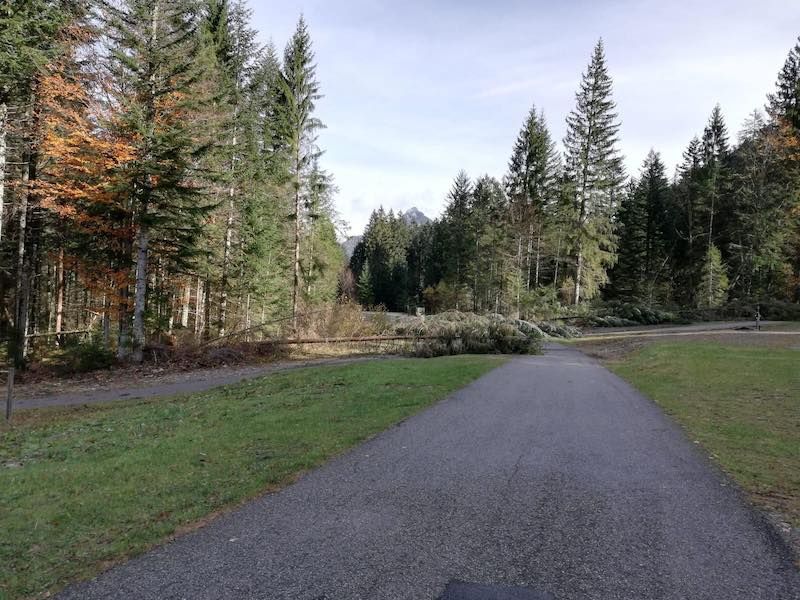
[441, 170, 474, 297]
[506, 105, 560, 292]
[672, 136, 705, 303]
[700, 104, 730, 255]
[563, 39, 624, 303]
[767, 36, 800, 130]
[280, 16, 324, 327]
[101, 0, 213, 361]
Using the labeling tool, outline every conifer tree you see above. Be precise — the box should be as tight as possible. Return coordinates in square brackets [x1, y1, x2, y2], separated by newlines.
[506, 105, 560, 291]
[727, 111, 790, 298]
[563, 39, 624, 303]
[280, 16, 324, 327]
[767, 36, 800, 130]
[100, 0, 213, 361]
[700, 104, 730, 253]
[697, 244, 729, 308]
[672, 136, 705, 303]
[441, 171, 473, 294]
[610, 151, 670, 301]
[470, 175, 510, 312]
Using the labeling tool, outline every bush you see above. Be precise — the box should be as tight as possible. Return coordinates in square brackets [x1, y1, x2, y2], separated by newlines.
[56, 338, 117, 374]
[400, 312, 543, 357]
[595, 301, 685, 326]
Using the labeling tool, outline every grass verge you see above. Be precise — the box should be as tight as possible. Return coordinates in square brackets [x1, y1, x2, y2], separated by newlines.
[608, 341, 799, 525]
[0, 355, 506, 599]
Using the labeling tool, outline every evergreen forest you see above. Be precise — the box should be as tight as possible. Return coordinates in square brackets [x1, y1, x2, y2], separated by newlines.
[2, 1, 800, 368]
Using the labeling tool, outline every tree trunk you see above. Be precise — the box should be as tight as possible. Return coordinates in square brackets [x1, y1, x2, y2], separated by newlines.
[515, 236, 522, 318]
[219, 196, 234, 336]
[534, 234, 542, 288]
[194, 275, 203, 338]
[203, 275, 211, 341]
[292, 184, 302, 329]
[130, 1, 159, 362]
[102, 294, 110, 349]
[574, 244, 583, 305]
[181, 282, 190, 328]
[525, 223, 533, 291]
[131, 224, 149, 362]
[306, 220, 315, 297]
[117, 283, 130, 360]
[244, 293, 251, 342]
[55, 246, 64, 346]
[0, 102, 6, 245]
[12, 105, 34, 369]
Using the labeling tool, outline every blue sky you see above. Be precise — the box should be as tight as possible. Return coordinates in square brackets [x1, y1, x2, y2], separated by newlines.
[249, 0, 800, 235]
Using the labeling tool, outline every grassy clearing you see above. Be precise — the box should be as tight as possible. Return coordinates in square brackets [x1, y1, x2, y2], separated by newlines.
[0, 355, 505, 599]
[608, 341, 799, 525]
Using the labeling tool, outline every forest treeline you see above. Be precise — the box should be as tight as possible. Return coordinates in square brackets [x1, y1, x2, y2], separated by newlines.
[349, 40, 800, 318]
[3, 2, 800, 370]
[1, 0, 343, 367]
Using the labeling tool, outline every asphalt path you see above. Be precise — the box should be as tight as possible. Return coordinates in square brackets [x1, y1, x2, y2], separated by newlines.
[58, 345, 799, 599]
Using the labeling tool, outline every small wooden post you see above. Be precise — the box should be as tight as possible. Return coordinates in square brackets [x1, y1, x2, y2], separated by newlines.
[5, 366, 15, 422]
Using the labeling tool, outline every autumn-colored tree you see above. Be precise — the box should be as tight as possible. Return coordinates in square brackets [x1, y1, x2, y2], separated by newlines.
[33, 24, 135, 347]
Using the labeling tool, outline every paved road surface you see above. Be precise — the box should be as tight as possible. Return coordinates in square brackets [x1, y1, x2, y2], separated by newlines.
[58, 345, 799, 599]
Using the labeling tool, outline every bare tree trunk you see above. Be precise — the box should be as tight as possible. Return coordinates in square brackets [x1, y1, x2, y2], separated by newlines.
[0, 102, 6, 245]
[102, 294, 110, 349]
[219, 122, 237, 337]
[515, 236, 522, 318]
[292, 184, 302, 329]
[573, 245, 583, 305]
[12, 107, 34, 368]
[244, 293, 251, 342]
[473, 237, 479, 312]
[203, 275, 211, 341]
[525, 223, 533, 291]
[132, 225, 149, 362]
[534, 234, 542, 288]
[181, 282, 190, 328]
[167, 290, 175, 335]
[306, 221, 315, 297]
[219, 198, 233, 336]
[55, 246, 64, 346]
[117, 283, 130, 359]
[194, 275, 203, 338]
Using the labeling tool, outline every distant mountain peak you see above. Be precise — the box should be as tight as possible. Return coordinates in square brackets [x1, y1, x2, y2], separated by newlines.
[341, 235, 362, 260]
[400, 206, 431, 226]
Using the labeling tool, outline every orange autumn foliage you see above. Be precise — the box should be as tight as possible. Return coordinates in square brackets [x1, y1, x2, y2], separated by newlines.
[32, 30, 138, 305]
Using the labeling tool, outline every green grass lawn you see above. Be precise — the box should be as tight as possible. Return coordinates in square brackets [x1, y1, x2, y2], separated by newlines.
[609, 342, 799, 525]
[0, 355, 505, 600]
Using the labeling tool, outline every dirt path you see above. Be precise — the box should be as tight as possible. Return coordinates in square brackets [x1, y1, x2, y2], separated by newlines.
[13, 356, 393, 410]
